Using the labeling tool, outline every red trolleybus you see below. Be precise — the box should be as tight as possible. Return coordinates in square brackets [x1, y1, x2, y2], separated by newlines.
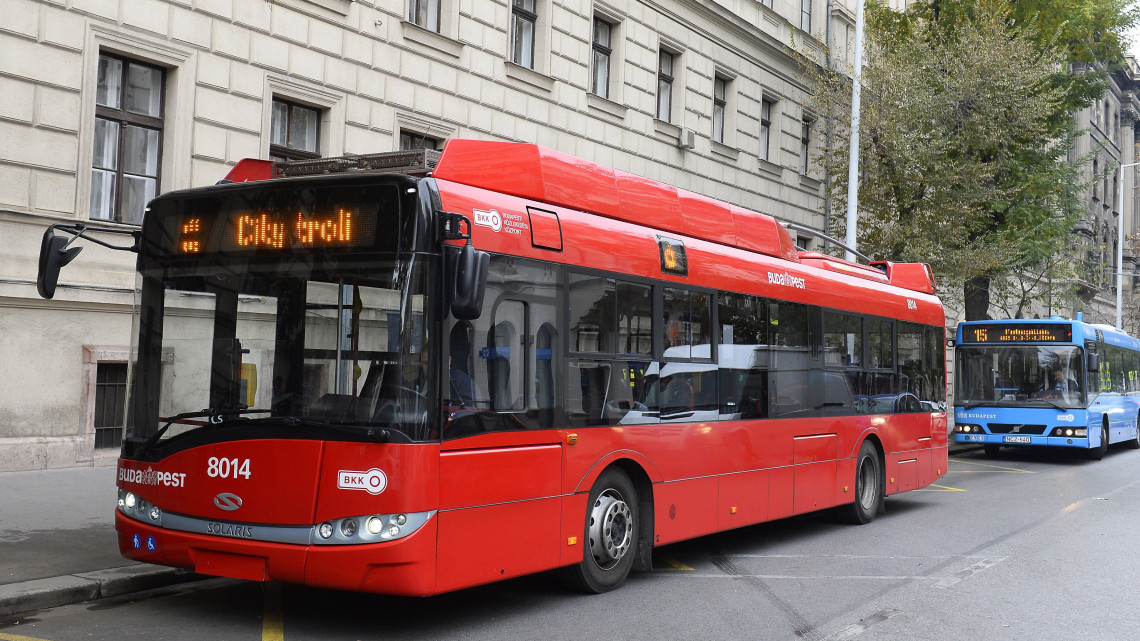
[37, 140, 947, 595]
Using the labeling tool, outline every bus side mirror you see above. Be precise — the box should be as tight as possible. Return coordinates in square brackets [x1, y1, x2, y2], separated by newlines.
[1087, 353, 1100, 372]
[37, 227, 83, 299]
[449, 242, 488, 320]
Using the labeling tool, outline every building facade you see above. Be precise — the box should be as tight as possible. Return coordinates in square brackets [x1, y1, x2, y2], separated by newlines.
[0, 0, 864, 470]
[1062, 59, 1140, 331]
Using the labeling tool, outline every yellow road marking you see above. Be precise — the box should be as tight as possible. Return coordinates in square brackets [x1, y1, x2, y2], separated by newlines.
[263, 582, 284, 641]
[0, 632, 53, 641]
[948, 459, 1034, 474]
[656, 557, 695, 571]
[916, 483, 967, 492]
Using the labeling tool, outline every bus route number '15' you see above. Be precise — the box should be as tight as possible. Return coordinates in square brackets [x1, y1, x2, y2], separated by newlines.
[207, 457, 251, 480]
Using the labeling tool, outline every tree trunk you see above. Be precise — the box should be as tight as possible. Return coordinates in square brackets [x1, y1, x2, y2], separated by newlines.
[964, 275, 992, 321]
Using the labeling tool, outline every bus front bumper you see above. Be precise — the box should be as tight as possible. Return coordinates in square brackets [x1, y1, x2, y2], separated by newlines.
[954, 433, 1090, 449]
[115, 511, 440, 596]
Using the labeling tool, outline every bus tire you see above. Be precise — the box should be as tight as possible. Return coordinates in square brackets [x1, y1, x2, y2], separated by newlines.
[1128, 414, 1140, 450]
[562, 467, 638, 593]
[838, 440, 882, 525]
[983, 445, 1001, 457]
[1089, 424, 1109, 461]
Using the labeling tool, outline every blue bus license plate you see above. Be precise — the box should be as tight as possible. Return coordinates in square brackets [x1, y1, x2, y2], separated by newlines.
[1004, 435, 1032, 444]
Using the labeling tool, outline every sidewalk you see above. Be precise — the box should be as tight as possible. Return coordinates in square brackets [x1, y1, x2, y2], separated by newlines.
[0, 466, 197, 617]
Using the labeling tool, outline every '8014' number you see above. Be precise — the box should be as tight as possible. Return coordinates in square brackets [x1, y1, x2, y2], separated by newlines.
[207, 457, 251, 479]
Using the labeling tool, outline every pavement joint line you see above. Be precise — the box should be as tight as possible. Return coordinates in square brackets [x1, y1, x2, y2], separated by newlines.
[0, 566, 202, 617]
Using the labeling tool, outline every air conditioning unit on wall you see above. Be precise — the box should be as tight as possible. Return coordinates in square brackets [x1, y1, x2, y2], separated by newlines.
[679, 128, 696, 150]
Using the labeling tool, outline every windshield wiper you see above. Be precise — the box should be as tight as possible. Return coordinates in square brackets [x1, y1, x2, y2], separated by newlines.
[139, 408, 273, 456]
[275, 417, 406, 443]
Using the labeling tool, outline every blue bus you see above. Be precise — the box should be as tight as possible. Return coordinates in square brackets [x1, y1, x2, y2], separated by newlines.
[953, 315, 1140, 459]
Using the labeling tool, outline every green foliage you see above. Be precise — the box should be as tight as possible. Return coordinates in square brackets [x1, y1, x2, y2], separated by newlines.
[808, 0, 1092, 318]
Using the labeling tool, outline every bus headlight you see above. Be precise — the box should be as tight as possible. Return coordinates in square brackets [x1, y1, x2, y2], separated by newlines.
[956, 424, 980, 433]
[311, 511, 435, 545]
[340, 518, 357, 538]
[117, 491, 162, 527]
[366, 516, 384, 535]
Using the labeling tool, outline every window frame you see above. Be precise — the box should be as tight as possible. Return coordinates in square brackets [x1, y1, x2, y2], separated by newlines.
[759, 98, 774, 161]
[712, 76, 727, 144]
[800, 115, 813, 174]
[409, 0, 442, 33]
[657, 49, 675, 123]
[269, 97, 322, 161]
[91, 52, 165, 225]
[510, 0, 538, 69]
[591, 17, 614, 99]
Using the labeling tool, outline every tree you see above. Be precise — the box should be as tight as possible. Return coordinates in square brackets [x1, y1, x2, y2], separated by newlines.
[807, 0, 1101, 320]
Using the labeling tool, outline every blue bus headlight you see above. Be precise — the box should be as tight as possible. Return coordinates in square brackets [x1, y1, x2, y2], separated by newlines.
[956, 424, 980, 433]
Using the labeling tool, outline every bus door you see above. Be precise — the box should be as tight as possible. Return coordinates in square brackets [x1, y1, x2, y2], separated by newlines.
[436, 260, 565, 592]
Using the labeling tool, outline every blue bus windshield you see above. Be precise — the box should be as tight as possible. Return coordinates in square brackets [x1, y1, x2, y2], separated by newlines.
[956, 345, 1086, 409]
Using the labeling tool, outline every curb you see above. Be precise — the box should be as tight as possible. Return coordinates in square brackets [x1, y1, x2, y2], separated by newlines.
[0, 566, 202, 617]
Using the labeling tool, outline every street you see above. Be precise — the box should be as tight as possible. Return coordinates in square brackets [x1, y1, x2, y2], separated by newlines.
[3, 444, 1140, 640]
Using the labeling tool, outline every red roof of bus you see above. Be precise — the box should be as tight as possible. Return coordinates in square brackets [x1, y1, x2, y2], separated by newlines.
[432, 139, 801, 264]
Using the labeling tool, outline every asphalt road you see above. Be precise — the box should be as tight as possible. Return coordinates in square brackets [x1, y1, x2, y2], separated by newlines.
[3, 444, 1140, 641]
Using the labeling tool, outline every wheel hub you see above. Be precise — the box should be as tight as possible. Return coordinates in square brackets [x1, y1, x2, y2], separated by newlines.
[589, 490, 632, 569]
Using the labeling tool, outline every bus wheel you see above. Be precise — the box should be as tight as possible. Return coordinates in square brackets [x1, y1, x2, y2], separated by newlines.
[562, 467, 638, 593]
[1088, 425, 1109, 461]
[983, 445, 1001, 457]
[838, 441, 882, 525]
[1128, 415, 1140, 450]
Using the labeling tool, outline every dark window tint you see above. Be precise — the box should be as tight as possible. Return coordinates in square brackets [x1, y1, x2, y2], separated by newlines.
[570, 273, 614, 353]
[719, 292, 768, 346]
[662, 288, 711, 359]
[617, 281, 653, 355]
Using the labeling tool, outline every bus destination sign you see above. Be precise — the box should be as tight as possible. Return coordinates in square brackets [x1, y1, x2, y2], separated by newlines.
[961, 323, 1072, 344]
[178, 207, 378, 254]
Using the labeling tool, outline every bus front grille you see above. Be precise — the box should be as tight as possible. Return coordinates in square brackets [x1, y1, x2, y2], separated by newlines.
[988, 423, 1048, 435]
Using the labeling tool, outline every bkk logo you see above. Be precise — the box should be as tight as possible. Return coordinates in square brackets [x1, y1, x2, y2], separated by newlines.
[473, 209, 502, 232]
[338, 468, 388, 495]
[1056, 414, 1075, 423]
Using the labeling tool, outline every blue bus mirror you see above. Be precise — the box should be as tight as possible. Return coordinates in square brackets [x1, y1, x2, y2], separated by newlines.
[37, 228, 82, 299]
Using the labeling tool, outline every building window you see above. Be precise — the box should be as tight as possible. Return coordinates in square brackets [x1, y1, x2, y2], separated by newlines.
[712, 76, 727, 144]
[409, 0, 441, 32]
[657, 50, 674, 122]
[94, 362, 128, 449]
[511, 0, 537, 69]
[801, 117, 813, 174]
[759, 99, 774, 161]
[591, 17, 613, 99]
[761, 0, 773, 7]
[270, 98, 320, 161]
[401, 131, 442, 150]
[92, 53, 164, 225]
[801, 0, 812, 32]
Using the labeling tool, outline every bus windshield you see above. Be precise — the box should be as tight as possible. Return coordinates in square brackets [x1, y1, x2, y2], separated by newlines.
[956, 345, 1086, 409]
[123, 180, 438, 456]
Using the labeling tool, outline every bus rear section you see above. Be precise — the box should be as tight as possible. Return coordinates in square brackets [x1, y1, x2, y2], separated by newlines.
[953, 318, 1140, 458]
